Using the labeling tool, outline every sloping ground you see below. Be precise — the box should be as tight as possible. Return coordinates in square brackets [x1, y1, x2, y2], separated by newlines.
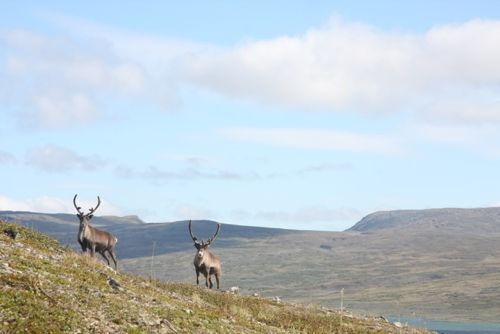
[0, 221, 431, 334]
[117, 211, 500, 323]
[4, 208, 500, 322]
[4, 209, 500, 322]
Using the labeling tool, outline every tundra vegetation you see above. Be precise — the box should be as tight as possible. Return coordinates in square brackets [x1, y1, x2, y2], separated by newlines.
[4, 209, 500, 322]
[0, 220, 432, 334]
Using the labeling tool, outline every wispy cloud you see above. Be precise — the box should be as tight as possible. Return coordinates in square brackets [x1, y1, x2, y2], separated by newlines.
[410, 123, 500, 157]
[220, 127, 402, 154]
[161, 154, 212, 166]
[115, 165, 261, 184]
[0, 27, 146, 129]
[0, 150, 17, 164]
[297, 163, 354, 175]
[26, 144, 105, 172]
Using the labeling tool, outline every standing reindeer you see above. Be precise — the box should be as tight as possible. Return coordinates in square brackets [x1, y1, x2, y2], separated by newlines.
[73, 194, 119, 270]
[188, 220, 222, 289]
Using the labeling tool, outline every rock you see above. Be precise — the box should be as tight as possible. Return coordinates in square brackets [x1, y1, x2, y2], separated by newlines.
[273, 296, 281, 303]
[2, 263, 10, 270]
[252, 292, 260, 297]
[4, 228, 18, 240]
[229, 286, 240, 294]
[107, 277, 123, 290]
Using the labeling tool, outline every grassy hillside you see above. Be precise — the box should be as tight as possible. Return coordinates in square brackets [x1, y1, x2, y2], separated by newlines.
[0, 220, 430, 334]
[5, 208, 500, 323]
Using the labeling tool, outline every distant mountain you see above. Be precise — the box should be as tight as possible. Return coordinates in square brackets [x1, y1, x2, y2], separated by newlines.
[0, 211, 298, 258]
[3, 207, 500, 323]
[348, 207, 500, 235]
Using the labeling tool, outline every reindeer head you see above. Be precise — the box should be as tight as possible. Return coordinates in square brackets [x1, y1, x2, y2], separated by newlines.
[73, 194, 101, 227]
[188, 220, 220, 258]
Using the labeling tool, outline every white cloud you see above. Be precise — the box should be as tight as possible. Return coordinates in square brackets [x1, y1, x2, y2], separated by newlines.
[3, 15, 500, 133]
[23, 93, 99, 129]
[0, 28, 147, 129]
[220, 127, 402, 154]
[185, 19, 500, 124]
[26, 144, 105, 172]
[0, 195, 31, 211]
[0, 194, 121, 215]
[185, 21, 415, 111]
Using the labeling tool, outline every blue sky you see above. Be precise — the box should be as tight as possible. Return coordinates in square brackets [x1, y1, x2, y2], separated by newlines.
[1, 1, 500, 230]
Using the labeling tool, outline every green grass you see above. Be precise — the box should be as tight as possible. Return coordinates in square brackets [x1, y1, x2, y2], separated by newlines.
[0, 221, 432, 333]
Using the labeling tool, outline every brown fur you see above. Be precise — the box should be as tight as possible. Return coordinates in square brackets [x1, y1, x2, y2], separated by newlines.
[189, 220, 222, 289]
[193, 245, 221, 289]
[74, 194, 118, 271]
[79, 222, 118, 270]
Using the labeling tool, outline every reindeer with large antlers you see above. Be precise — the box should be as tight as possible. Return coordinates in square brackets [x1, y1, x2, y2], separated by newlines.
[188, 220, 222, 289]
[73, 194, 118, 270]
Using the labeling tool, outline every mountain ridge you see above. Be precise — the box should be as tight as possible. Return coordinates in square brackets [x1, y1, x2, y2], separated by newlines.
[348, 206, 500, 233]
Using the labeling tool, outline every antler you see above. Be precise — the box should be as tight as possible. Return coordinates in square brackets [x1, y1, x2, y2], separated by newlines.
[73, 194, 84, 215]
[206, 223, 221, 245]
[188, 220, 198, 243]
[88, 196, 101, 215]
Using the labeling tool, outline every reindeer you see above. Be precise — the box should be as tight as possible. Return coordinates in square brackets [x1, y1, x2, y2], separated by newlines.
[73, 194, 118, 270]
[188, 220, 222, 289]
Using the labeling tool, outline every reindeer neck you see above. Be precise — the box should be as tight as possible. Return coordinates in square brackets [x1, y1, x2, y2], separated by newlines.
[79, 221, 93, 239]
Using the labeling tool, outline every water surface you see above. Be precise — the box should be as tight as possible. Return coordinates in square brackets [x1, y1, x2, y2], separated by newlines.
[386, 316, 500, 334]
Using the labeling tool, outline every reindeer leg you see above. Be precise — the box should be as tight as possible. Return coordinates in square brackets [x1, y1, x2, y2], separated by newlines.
[204, 272, 209, 288]
[195, 268, 200, 285]
[101, 251, 111, 265]
[208, 274, 213, 289]
[91, 243, 96, 257]
[79, 239, 88, 254]
[79, 241, 86, 253]
[109, 250, 118, 271]
[215, 273, 220, 290]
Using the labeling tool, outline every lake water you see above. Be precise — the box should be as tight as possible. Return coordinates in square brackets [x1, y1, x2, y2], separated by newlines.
[386, 316, 500, 334]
